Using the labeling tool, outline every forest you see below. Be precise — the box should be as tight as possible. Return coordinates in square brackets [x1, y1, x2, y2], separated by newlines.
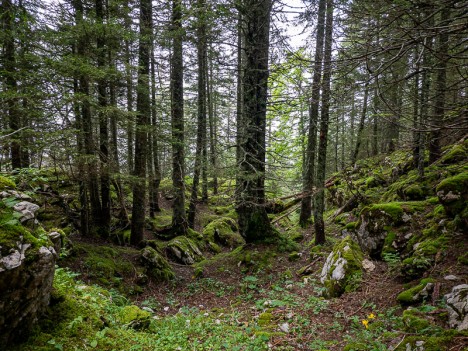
[0, 0, 467, 350]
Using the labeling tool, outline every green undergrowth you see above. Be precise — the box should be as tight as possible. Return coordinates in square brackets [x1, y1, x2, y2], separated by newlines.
[10, 268, 272, 351]
[65, 242, 140, 294]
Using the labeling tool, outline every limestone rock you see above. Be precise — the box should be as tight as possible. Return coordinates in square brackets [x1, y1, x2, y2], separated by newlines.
[166, 236, 204, 265]
[362, 258, 375, 272]
[445, 284, 468, 331]
[436, 172, 468, 219]
[13, 201, 40, 223]
[320, 236, 363, 298]
[355, 202, 422, 258]
[0, 190, 31, 200]
[140, 246, 174, 281]
[0, 242, 56, 345]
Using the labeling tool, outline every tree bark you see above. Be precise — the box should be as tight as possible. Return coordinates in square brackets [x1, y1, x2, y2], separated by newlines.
[351, 79, 369, 164]
[170, 0, 188, 235]
[313, 0, 334, 245]
[96, 0, 110, 237]
[188, 0, 208, 228]
[236, 0, 274, 242]
[429, 6, 450, 163]
[299, 0, 326, 227]
[130, 0, 152, 245]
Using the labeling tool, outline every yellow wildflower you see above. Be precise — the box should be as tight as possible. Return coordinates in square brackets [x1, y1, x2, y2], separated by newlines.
[362, 319, 369, 328]
[368, 313, 376, 319]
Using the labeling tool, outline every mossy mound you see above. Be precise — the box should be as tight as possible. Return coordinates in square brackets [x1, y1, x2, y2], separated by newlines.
[148, 214, 172, 231]
[0, 175, 16, 191]
[71, 243, 137, 292]
[203, 217, 245, 248]
[356, 201, 424, 257]
[320, 236, 364, 298]
[402, 308, 433, 333]
[397, 278, 435, 304]
[401, 225, 448, 280]
[165, 236, 204, 265]
[118, 305, 151, 330]
[436, 172, 468, 221]
[140, 246, 174, 281]
[440, 143, 467, 165]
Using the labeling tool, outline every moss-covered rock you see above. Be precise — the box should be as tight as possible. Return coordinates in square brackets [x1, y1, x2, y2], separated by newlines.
[0, 175, 16, 191]
[0, 207, 56, 345]
[402, 308, 432, 333]
[401, 229, 448, 281]
[440, 143, 467, 165]
[203, 217, 245, 248]
[436, 172, 468, 221]
[320, 236, 363, 298]
[140, 246, 174, 281]
[165, 236, 204, 265]
[356, 202, 424, 257]
[397, 278, 435, 304]
[403, 184, 426, 200]
[118, 305, 151, 330]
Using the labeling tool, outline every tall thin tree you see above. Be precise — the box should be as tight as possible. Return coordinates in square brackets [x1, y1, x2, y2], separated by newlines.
[130, 0, 152, 245]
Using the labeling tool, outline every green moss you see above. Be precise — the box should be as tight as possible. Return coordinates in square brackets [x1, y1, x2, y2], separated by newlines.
[436, 172, 468, 216]
[149, 214, 172, 230]
[212, 206, 232, 215]
[345, 222, 358, 231]
[344, 342, 368, 351]
[440, 144, 467, 164]
[288, 252, 300, 261]
[403, 184, 425, 200]
[166, 236, 204, 264]
[382, 230, 397, 255]
[257, 312, 274, 327]
[397, 278, 435, 304]
[322, 236, 364, 297]
[361, 201, 425, 224]
[203, 217, 245, 248]
[286, 226, 304, 242]
[395, 335, 458, 351]
[458, 252, 468, 265]
[119, 305, 151, 330]
[0, 175, 16, 190]
[402, 309, 432, 333]
[436, 172, 468, 195]
[140, 246, 175, 281]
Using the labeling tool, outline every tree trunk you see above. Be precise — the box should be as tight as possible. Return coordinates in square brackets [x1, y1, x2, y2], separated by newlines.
[236, 0, 274, 242]
[207, 56, 218, 195]
[124, 0, 134, 174]
[313, 0, 334, 245]
[74, 0, 102, 236]
[418, 11, 434, 177]
[96, 0, 110, 237]
[170, 0, 188, 235]
[149, 41, 161, 218]
[2, 0, 21, 169]
[351, 78, 369, 164]
[299, 0, 326, 227]
[130, 0, 152, 245]
[429, 6, 450, 163]
[188, 0, 208, 228]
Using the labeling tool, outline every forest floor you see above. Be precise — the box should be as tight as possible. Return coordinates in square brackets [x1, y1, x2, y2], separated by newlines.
[6, 143, 468, 351]
[57, 209, 468, 351]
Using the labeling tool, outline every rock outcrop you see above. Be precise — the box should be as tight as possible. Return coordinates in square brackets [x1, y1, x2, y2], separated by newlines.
[166, 236, 204, 265]
[320, 236, 364, 298]
[0, 231, 57, 345]
[140, 246, 174, 281]
[445, 284, 468, 331]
